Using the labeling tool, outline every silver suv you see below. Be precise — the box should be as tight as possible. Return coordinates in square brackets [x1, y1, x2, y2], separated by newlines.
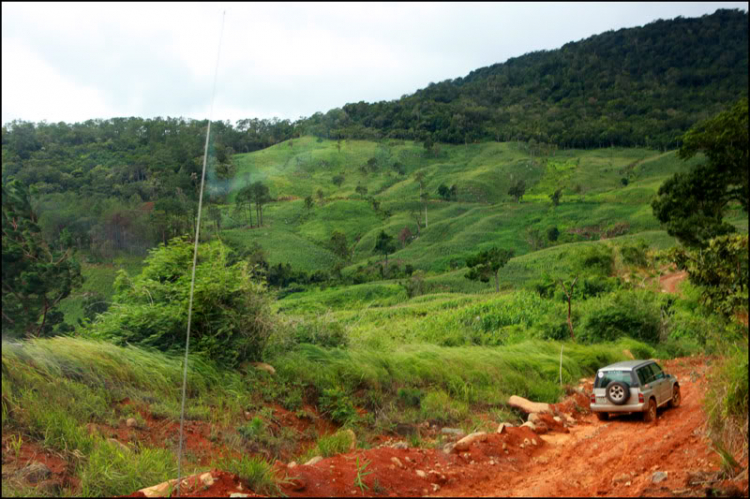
[589, 360, 681, 422]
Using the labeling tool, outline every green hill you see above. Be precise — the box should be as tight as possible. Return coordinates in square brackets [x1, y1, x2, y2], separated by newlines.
[317, 9, 748, 149]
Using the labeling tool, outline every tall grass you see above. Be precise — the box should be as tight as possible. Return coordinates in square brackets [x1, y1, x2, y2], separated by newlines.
[704, 342, 749, 474]
[272, 339, 643, 412]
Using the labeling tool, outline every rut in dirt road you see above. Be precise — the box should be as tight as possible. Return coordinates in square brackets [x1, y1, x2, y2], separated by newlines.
[439, 356, 718, 498]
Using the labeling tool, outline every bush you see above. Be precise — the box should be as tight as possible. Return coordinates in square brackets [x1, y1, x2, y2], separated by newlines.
[579, 290, 665, 344]
[318, 388, 358, 425]
[85, 238, 275, 367]
[397, 387, 423, 408]
[573, 244, 615, 276]
[619, 239, 650, 267]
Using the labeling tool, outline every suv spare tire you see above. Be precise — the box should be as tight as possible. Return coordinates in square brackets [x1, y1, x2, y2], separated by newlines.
[605, 380, 630, 405]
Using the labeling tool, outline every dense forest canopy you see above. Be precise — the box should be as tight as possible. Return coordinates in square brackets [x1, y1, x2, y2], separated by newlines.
[323, 9, 748, 148]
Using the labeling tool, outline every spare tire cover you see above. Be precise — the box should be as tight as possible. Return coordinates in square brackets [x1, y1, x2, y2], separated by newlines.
[605, 380, 630, 405]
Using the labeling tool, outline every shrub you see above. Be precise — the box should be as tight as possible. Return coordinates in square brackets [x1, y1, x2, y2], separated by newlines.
[573, 244, 615, 277]
[85, 237, 275, 367]
[318, 388, 358, 425]
[579, 290, 665, 344]
[397, 387, 423, 408]
[619, 239, 650, 267]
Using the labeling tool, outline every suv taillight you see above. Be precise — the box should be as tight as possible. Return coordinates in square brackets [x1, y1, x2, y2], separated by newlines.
[638, 393, 644, 403]
[590, 394, 596, 404]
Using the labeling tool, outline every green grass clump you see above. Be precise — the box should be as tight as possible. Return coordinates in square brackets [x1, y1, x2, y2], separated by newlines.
[302, 430, 355, 460]
[79, 439, 177, 497]
[149, 401, 211, 422]
[212, 455, 279, 495]
[705, 343, 749, 466]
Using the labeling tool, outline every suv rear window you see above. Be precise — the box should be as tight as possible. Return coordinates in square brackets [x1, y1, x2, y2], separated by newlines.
[595, 370, 635, 388]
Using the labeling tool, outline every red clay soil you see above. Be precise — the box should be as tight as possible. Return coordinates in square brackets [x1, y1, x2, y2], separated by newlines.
[660, 270, 689, 294]
[1, 436, 80, 494]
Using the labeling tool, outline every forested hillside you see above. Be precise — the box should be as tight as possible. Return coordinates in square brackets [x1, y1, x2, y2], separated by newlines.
[307, 9, 748, 148]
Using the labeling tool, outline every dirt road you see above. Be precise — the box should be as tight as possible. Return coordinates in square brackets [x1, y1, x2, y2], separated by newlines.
[660, 271, 689, 294]
[440, 356, 723, 497]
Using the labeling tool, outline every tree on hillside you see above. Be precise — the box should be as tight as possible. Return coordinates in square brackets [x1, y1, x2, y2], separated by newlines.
[208, 204, 222, 233]
[374, 230, 397, 271]
[652, 99, 749, 248]
[508, 179, 526, 203]
[547, 226, 560, 242]
[355, 184, 368, 199]
[316, 188, 325, 203]
[329, 230, 350, 261]
[236, 185, 255, 227]
[86, 238, 274, 366]
[251, 181, 271, 226]
[410, 209, 422, 236]
[557, 244, 615, 340]
[2, 179, 83, 337]
[414, 171, 428, 228]
[332, 174, 345, 187]
[398, 226, 413, 248]
[670, 234, 748, 317]
[465, 246, 514, 293]
[549, 188, 562, 207]
[437, 183, 457, 201]
[304, 195, 314, 211]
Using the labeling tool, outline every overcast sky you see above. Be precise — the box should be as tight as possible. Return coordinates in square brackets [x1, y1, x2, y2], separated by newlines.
[2, 2, 747, 125]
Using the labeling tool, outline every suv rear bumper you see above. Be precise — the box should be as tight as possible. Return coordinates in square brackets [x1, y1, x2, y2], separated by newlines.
[590, 402, 647, 413]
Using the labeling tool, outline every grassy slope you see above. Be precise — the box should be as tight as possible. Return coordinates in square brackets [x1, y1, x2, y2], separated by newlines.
[223, 137, 718, 276]
[57, 137, 748, 321]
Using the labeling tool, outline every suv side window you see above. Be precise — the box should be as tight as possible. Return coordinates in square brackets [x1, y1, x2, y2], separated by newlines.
[636, 367, 648, 386]
[651, 363, 664, 379]
[641, 364, 657, 383]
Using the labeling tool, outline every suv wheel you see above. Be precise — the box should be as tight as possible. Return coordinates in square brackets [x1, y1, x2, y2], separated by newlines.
[668, 386, 681, 408]
[642, 398, 657, 423]
[596, 412, 609, 421]
[605, 381, 630, 405]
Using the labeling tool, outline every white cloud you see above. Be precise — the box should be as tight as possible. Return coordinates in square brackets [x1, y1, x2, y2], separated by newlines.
[2, 38, 113, 123]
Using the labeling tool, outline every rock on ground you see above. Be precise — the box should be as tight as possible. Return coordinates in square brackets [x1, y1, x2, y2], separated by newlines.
[305, 456, 323, 466]
[344, 429, 357, 450]
[497, 423, 513, 434]
[441, 427, 466, 437]
[453, 432, 488, 452]
[508, 395, 552, 414]
[251, 362, 276, 375]
[652, 471, 668, 483]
